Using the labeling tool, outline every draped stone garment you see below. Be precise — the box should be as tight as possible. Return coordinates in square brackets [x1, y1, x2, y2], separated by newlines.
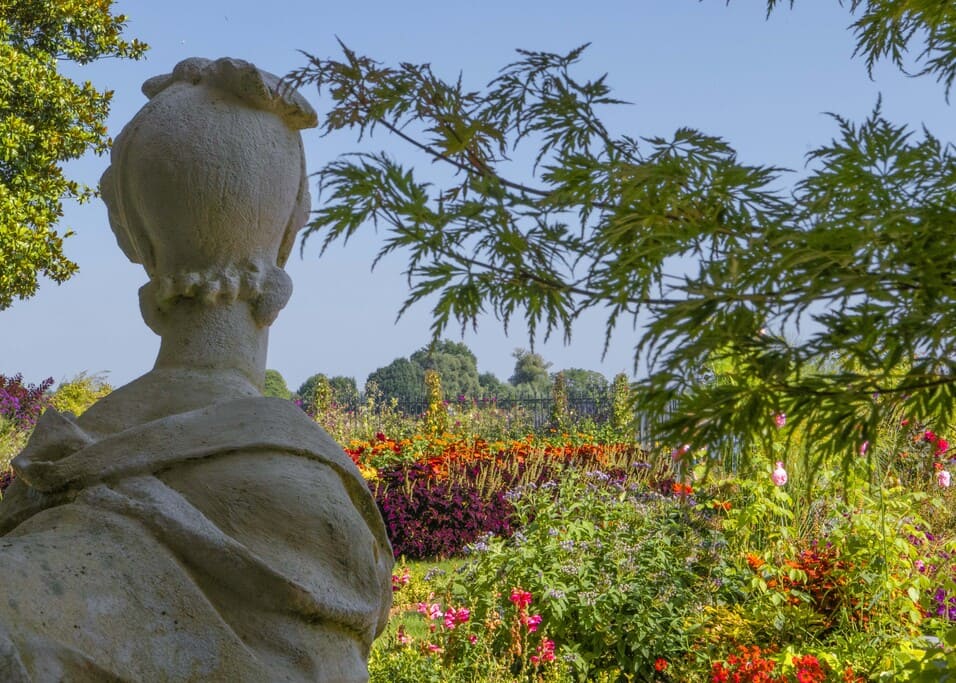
[0, 397, 393, 682]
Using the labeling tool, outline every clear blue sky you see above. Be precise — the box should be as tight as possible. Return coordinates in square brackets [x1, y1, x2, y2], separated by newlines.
[1, 1, 952, 392]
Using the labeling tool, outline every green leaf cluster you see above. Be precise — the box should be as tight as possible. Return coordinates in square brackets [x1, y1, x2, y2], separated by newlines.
[0, 0, 146, 309]
[287, 2, 956, 465]
[263, 368, 292, 399]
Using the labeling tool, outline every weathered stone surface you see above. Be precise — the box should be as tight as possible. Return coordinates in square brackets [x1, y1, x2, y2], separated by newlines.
[0, 58, 392, 681]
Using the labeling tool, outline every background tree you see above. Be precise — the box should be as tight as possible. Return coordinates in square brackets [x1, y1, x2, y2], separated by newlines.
[365, 357, 424, 401]
[478, 371, 512, 398]
[0, 1, 146, 309]
[328, 375, 359, 406]
[263, 369, 292, 400]
[555, 368, 609, 400]
[409, 339, 481, 399]
[509, 349, 552, 397]
[298, 373, 359, 408]
[288, 1, 956, 462]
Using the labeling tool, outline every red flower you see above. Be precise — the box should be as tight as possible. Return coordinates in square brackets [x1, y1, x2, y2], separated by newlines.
[509, 587, 533, 611]
[530, 638, 556, 665]
[654, 658, 668, 671]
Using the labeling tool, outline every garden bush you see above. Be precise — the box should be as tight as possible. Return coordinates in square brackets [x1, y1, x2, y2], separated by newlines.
[373, 460, 517, 559]
[434, 468, 712, 681]
[0, 373, 53, 470]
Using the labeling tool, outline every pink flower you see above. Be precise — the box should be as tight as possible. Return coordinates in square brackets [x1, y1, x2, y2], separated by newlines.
[396, 626, 412, 645]
[938, 470, 951, 488]
[521, 613, 543, 632]
[531, 638, 556, 665]
[860, 440, 869, 456]
[443, 606, 470, 630]
[391, 568, 411, 592]
[427, 643, 442, 653]
[936, 438, 949, 455]
[417, 602, 443, 621]
[774, 413, 787, 429]
[509, 588, 533, 611]
[772, 461, 788, 486]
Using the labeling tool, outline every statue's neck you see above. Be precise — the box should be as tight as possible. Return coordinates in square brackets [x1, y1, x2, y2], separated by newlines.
[152, 300, 268, 390]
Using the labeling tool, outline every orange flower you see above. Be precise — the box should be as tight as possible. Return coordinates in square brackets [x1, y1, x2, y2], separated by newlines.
[746, 553, 765, 571]
[671, 482, 694, 496]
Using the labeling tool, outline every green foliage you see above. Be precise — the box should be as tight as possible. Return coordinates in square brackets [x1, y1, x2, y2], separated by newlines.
[263, 368, 292, 400]
[366, 340, 495, 401]
[445, 470, 713, 681]
[554, 368, 608, 400]
[298, 373, 358, 409]
[477, 371, 511, 398]
[0, 420, 26, 470]
[763, 0, 956, 97]
[287, 2, 956, 469]
[509, 348, 551, 397]
[48, 372, 111, 416]
[361, 404, 955, 680]
[410, 340, 481, 399]
[609, 373, 634, 438]
[369, 645, 448, 683]
[0, 0, 146, 308]
[366, 357, 425, 401]
[311, 374, 333, 413]
[422, 369, 448, 435]
[549, 371, 570, 432]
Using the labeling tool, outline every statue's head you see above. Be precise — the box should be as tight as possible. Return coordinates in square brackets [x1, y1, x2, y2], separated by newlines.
[100, 57, 318, 332]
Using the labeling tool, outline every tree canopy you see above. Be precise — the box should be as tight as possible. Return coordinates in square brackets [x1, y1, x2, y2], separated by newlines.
[556, 368, 609, 400]
[298, 373, 359, 408]
[263, 369, 292, 400]
[288, 1, 956, 463]
[409, 339, 482, 398]
[509, 349, 552, 397]
[366, 340, 492, 400]
[365, 356, 424, 401]
[0, 1, 146, 309]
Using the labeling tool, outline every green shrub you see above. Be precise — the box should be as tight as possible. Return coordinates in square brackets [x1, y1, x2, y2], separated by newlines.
[442, 469, 718, 681]
[49, 372, 112, 416]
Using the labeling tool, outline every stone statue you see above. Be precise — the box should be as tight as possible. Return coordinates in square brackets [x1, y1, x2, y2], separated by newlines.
[0, 58, 393, 681]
